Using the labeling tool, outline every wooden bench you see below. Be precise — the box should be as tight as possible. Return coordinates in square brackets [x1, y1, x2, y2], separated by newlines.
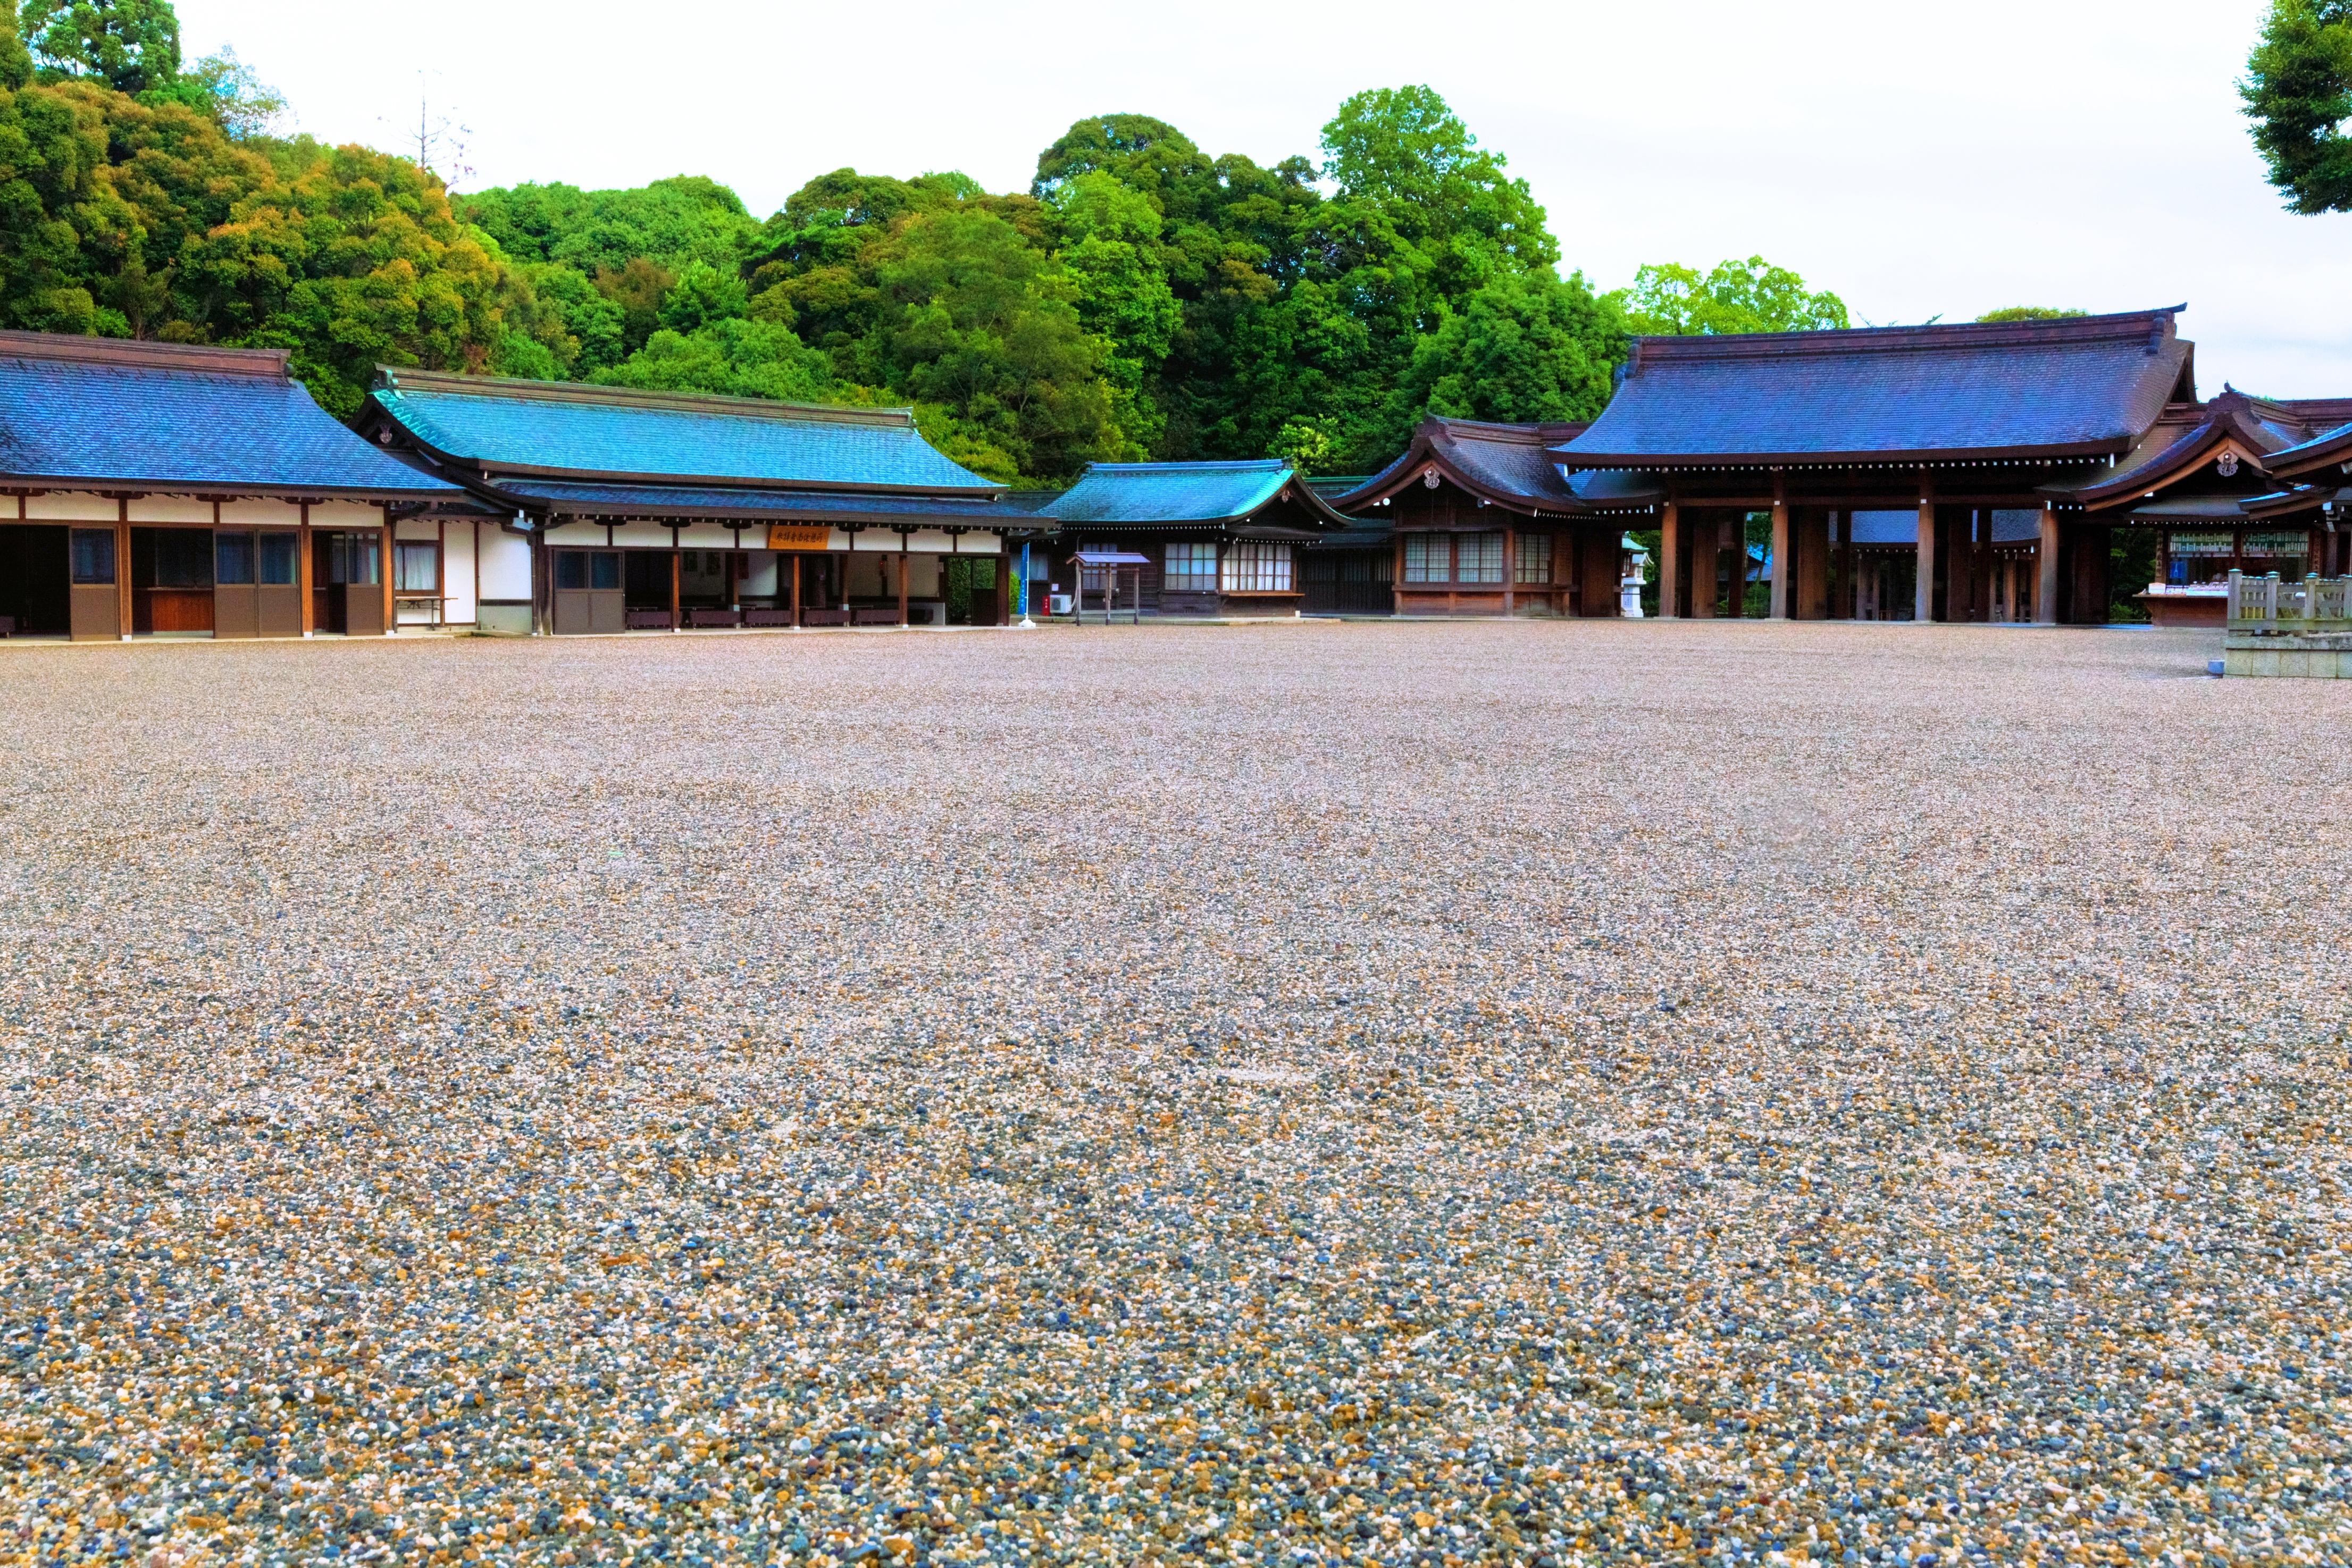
[800, 608, 850, 626]
[744, 607, 794, 628]
[687, 608, 743, 628]
[852, 606, 901, 626]
[625, 609, 674, 630]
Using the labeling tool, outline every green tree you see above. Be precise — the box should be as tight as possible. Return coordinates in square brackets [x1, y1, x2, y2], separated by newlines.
[592, 317, 834, 404]
[1613, 256, 1848, 336]
[457, 175, 760, 279]
[1319, 84, 1559, 304]
[21, 0, 179, 93]
[2242, 0, 2352, 213]
[1975, 306, 2087, 322]
[1, 6, 32, 89]
[1396, 269, 1626, 427]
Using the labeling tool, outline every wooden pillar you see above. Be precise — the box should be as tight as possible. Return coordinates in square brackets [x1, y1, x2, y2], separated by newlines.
[1834, 511, 1853, 619]
[1722, 514, 1743, 616]
[1690, 513, 1715, 618]
[2036, 504, 2060, 625]
[115, 503, 132, 641]
[1501, 526, 1515, 617]
[1659, 502, 1680, 617]
[668, 546, 681, 630]
[898, 536, 910, 627]
[1768, 497, 1791, 618]
[790, 553, 802, 626]
[380, 516, 395, 635]
[1914, 480, 1937, 623]
[298, 507, 314, 636]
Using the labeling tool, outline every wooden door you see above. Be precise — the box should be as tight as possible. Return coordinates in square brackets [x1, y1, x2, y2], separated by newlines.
[213, 531, 259, 640]
[66, 526, 119, 641]
[342, 582, 384, 636]
[256, 532, 302, 636]
[553, 550, 623, 634]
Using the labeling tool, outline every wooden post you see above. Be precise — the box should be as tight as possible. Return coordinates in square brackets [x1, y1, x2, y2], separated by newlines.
[668, 546, 681, 630]
[1501, 527, 1515, 617]
[115, 502, 131, 640]
[1768, 496, 1791, 618]
[790, 553, 802, 626]
[1690, 513, 1715, 618]
[380, 516, 395, 634]
[2036, 504, 2060, 625]
[298, 507, 314, 636]
[1723, 514, 1743, 616]
[471, 518, 480, 628]
[898, 537, 910, 627]
[1392, 528, 1405, 616]
[1914, 480, 1937, 623]
[1659, 502, 1680, 618]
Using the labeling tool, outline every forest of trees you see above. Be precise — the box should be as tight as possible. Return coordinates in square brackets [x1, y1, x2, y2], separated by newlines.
[0, 0, 1868, 484]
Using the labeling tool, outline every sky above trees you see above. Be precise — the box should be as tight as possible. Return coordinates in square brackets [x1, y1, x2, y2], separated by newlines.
[164, 0, 2352, 398]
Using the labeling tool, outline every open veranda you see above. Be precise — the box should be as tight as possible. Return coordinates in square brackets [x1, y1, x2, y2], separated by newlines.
[2, 621, 2347, 1568]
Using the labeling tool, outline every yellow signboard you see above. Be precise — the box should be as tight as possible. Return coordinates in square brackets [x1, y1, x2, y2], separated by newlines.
[767, 525, 833, 551]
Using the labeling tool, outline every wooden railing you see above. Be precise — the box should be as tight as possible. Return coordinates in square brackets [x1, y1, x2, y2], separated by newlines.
[2227, 571, 2352, 630]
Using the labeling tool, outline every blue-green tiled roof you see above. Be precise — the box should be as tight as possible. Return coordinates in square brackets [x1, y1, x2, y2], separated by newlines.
[369, 371, 1001, 494]
[1039, 460, 1296, 525]
[0, 332, 459, 496]
[495, 479, 1039, 524]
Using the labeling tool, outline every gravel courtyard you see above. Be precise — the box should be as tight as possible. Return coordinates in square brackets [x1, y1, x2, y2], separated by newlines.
[2, 621, 2346, 1568]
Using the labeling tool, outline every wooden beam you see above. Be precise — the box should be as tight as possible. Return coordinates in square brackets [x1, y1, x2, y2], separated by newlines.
[2036, 505, 2060, 626]
[299, 506, 314, 636]
[669, 546, 681, 630]
[791, 551, 802, 626]
[115, 499, 131, 640]
[380, 514, 394, 635]
[1501, 527, 1514, 618]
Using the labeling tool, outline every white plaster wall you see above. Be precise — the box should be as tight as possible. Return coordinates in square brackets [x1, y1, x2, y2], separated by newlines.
[129, 497, 217, 524]
[906, 528, 955, 554]
[674, 522, 745, 550]
[219, 498, 305, 526]
[443, 522, 480, 624]
[956, 530, 1002, 554]
[394, 516, 442, 542]
[479, 529, 533, 600]
[740, 550, 779, 596]
[24, 492, 117, 522]
[609, 521, 674, 550]
[308, 500, 383, 529]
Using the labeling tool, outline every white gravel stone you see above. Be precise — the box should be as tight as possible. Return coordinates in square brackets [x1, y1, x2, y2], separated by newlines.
[0, 621, 2346, 1567]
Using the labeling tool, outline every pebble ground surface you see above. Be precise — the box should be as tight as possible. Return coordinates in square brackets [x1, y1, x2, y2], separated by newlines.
[1, 621, 2348, 1568]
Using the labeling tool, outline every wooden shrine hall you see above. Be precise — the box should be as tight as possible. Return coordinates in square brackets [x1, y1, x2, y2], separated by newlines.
[360, 372, 1035, 634]
[1551, 305, 2351, 624]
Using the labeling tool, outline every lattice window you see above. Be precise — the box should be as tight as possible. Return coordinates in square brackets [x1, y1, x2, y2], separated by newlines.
[1165, 541, 1218, 590]
[1514, 533, 1552, 585]
[1458, 531, 1504, 585]
[1220, 541, 1293, 592]
[1402, 534, 1449, 584]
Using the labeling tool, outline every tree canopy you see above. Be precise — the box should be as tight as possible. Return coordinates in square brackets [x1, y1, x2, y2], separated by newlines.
[2242, 0, 2352, 213]
[1975, 306, 2087, 323]
[1611, 257, 1848, 337]
[0, 7, 1873, 484]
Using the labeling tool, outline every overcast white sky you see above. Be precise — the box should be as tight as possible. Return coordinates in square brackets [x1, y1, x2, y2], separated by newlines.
[181, 0, 2351, 397]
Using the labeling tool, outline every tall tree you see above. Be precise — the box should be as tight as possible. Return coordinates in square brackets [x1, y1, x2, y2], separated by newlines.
[1613, 257, 1848, 336]
[0, 5, 32, 89]
[20, 0, 180, 94]
[1395, 270, 1626, 430]
[2241, 0, 2352, 213]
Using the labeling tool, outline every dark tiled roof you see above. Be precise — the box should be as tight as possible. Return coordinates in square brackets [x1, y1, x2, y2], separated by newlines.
[1336, 419, 1589, 513]
[1559, 307, 2196, 468]
[2267, 420, 2352, 481]
[2240, 484, 2341, 517]
[1037, 459, 1350, 529]
[0, 331, 460, 496]
[489, 479, 1041, 525]
[367, 371, 1001, 494]
[2049, 387, 2345, 506]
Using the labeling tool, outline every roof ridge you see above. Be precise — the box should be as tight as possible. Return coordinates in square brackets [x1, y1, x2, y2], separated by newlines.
[376, 368, 920, 429]
[1628, 306, 2186, 370]
[1082, 458, 1288, 472]
[0, 330, 291, 380]
[1429, 417, 1586, 444]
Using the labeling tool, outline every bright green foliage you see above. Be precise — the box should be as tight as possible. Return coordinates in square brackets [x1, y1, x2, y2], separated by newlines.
[1975, 306, 2088, 322]
[591, 317, 833, 404]
[0, 79, 507, 415]
[21, 0, 178, 94]
[1397, 270, 1626, 427]
[2242, 1, 2352, 212]
[458, 175, 759, 278]
[1, 8, 32, 89]
[1613, 257, 1849, 336]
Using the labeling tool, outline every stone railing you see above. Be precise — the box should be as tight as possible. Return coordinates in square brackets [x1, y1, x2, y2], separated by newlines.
[2227, 571, 2352, 631]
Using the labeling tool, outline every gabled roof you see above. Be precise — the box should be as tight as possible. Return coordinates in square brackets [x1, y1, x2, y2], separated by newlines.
[2240, 484, 2343, 518]
[364, 370, 1001, 497]
[0, 331, 460, 498]
[1335, 418, 1590, 514]
[2049, 387, 2307, 507]
[1556, 307, 2196, 469]
[1036, 459, 1351, 531]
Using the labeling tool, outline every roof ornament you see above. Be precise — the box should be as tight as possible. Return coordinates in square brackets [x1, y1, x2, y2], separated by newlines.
[2217, 452, 2240, 478]
[1421, 467, 1440, 489]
